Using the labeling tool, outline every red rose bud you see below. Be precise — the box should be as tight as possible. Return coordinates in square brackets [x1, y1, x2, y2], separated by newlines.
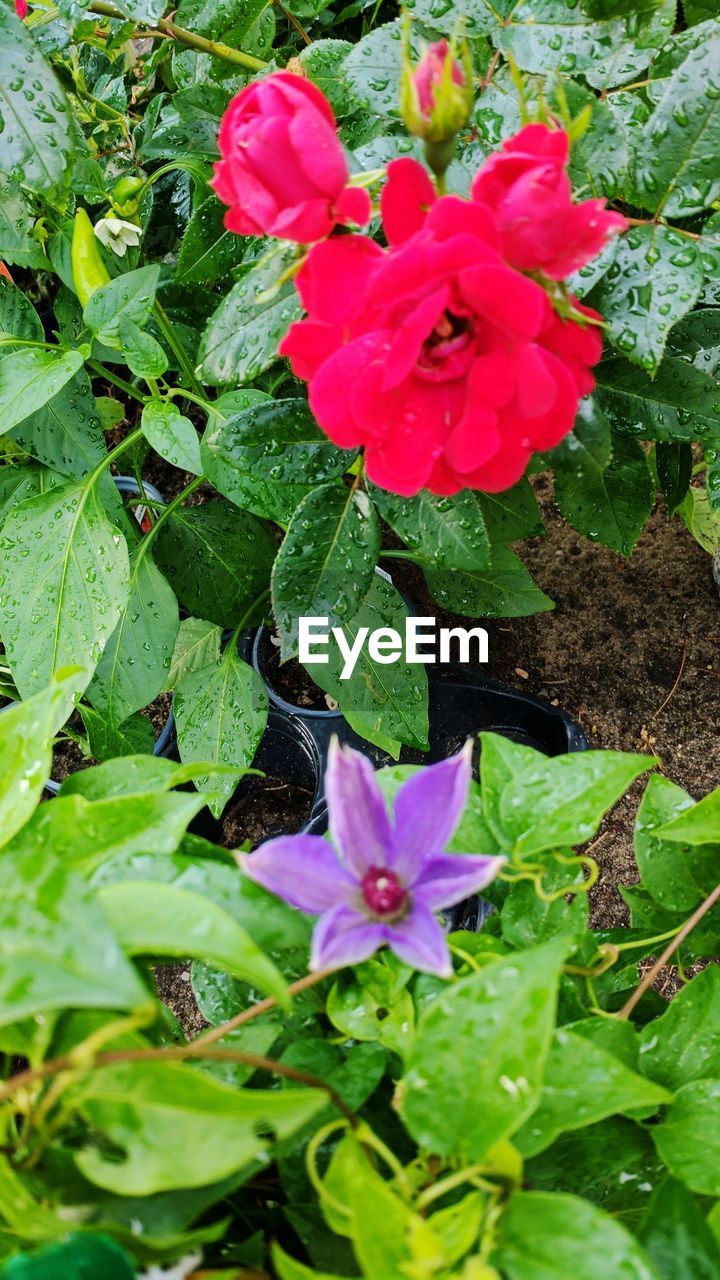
[14, 0, 28, 17]
[401, 34, 473, 145]
[212, 71, 371, 245]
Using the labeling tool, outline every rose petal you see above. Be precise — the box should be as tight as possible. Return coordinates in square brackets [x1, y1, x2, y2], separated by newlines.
[336, 185, 373, 227]
[240, 834, 357, 913]
[326, 739, 396, 877]
[381, 158, 437, 246]
[310, 904, 386, 970]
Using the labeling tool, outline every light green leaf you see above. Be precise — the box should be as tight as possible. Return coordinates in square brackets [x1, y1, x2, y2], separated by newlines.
[98, 880, 287, 1001]
[0, 350, 83, 434]
[175, 646, 268, 817]
[84, 265, 160, 348]
[653, 1081, 720, 1195]
[634, 773, 716, 911]
[639, 965, 720, 1090]
[164, 616, 223, 692]
[141, 400, 202, 475]
[402, 942, 566, 1160]
[76, 1061, 326, 1195]
[9, 369, 107, 480]
[0, 9, 75, 197]
[493, 1190, 659, 1279]
[0, 479, 130, 700]
[0, 674, 74, 848]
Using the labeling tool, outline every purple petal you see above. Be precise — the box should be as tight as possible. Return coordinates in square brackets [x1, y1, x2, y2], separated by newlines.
[384, 902, 452, 977]
[326, 738, 395, 878]
[412, 852, 506, 910]
[392, 741, 473, 880]
[310, 904, 386, 971]
[240, 834, 357, 914]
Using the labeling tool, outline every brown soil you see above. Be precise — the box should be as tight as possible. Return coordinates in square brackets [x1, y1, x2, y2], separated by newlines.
[220, 774, 314, 847]
[49, 692, 174, 785]
[261, 634, 333, 711]
[389, 478, 720, 930]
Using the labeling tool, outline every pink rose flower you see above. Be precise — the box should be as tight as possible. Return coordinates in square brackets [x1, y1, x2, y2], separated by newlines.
[14, 0, 28, 17]
[279, 157, 602, 497]
[414, 40, 466, 119]
[471, 123, 627, 280]
[211, 72, 371, 244]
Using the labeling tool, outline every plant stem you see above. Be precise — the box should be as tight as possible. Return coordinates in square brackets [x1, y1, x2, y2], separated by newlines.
[88, 360, 147, 404]
[153, 301, 205, 401]
[617, 882, 720, 1020]
[90, 0, 268, 70]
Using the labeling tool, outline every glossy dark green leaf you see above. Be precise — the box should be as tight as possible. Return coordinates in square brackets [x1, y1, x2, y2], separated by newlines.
[307, 573, 429, 750]
[477, 479, 543, 542]
[594, 225, 703, 373]
[153, 500, 275, 628]
[174, 645, 268, 817]
[272, 483, 379, 659]
[424, 542, 553, 618]
[596, 355, 720, 443]
[0, 177, 48, 270]
[553, 403, 654, 554]
[202, 391, 316, 523]
[0, 9, 75, 198]
[656, 441, 693, 513]
[634, 39, 720, 216]
[80, 705, 156, 761]
[9, 369, 107, 480]
[198, 246, 301, 387]
[0, 1235, 135, 1280]
[176, 194, 247, 284]
[371, 486, 490, 572]
[402, 941, 566, 1160]
[0, 350, 84, 434]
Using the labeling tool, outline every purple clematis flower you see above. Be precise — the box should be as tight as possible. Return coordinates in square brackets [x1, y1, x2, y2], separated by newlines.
[239, 738, 505, 978]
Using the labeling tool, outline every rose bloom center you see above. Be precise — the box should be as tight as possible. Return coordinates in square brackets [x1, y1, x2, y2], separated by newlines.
[417, 308, 475, 376]
[361, 866, 409, 920]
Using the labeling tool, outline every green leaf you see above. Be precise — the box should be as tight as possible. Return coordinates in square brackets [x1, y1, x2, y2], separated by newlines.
[0, 279, 43, 346]
[198, 245, 301, 387]
[639, 965, 720, 1090]
[327, 960, 415, 1057]
[524, 1117, 662, 1217]
[9, 369, 107, 480]
[205, 397, 354, 489]
[75, 1061, 326, 1195]
[653, 1080, 720, 1195]
[164, 616, 223, 692]
[344, 21, 414, 115]
[88, 544, 179, 726]
[0, 843, 148, 1027]
[494, 0, 675, 88]
[634, 38, 720, 217]
[141, 401, 202, 475]
[0, 1236, 136, 1280]
[596, 355, 720, 443]
[118, 316, 168, 380]
[0, 479, 130, 700]
[84, 265, 160, 348]
[202, 391, 316, 523]
[272, 483, 380, 660]
[401, 941, 566, 1161]
[500, 859, 588, 947]
[0, 9, 75, 198]
[175, 646, 268, 817]
[594, 225, 703, 372]
[563, 80, 628, 199]
[299, 39, 359, 117]
[307, 573, 429, 751]
[424, 542, 554, 618]
[153, 500, 275, 628]
[639, 1176, 720, 1280]
[80, 706, 156, 761]
[371, 486, 490, 572]
[176, 194, 247, 284]
[634, 774, 717, 911]
[492, 1190, 659, 1279]
[656, 441, 693, 513]
[273, 1246, 347, 1280]
[477, 479, 543, 542]
[0, 350, 83, 434]
[0, 675, 72, 848]
[4, 788, 207, 877]
[552, 403, 654, 554]
[514, 1027, 671, 1157]
[653, 782, 720, 845]
[496, 747, 654, 857]
[0, 177, 48, 270]
[98, 880, 287, 1001]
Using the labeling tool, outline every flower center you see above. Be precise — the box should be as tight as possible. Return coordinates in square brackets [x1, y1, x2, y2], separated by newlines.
[361, 866, 409, 920]
[417, 308, 475, 380]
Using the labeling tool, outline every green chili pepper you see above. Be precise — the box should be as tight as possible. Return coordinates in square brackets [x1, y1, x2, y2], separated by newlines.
[71, 208, 110, 309]
[112, 174, 145, 217]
